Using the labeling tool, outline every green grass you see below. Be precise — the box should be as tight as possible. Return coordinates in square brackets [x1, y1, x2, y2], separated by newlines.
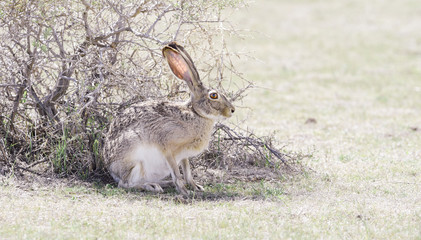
[2, 0, 421, 238]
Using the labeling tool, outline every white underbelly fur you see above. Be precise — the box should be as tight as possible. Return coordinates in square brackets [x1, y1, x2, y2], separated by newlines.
[129, 144, 168, 182]
[129, 144, 204, 183]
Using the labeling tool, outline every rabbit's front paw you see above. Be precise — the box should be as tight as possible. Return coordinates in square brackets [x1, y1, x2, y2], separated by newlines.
[191, 182, 204, 192]
[175, 178, 189, 196]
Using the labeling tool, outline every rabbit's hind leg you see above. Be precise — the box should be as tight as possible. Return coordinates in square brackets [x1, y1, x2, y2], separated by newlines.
[119, 162, 161, 193]
[119, 180, 164, 193]
[139, 182, 164, 193]
[124, 163, 172, 193]
[137, 181, 173, 193]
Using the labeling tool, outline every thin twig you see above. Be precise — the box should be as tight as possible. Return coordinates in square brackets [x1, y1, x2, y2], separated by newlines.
[214, 123, 291, 168]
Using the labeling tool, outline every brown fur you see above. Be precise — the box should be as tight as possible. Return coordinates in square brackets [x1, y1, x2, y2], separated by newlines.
[103, 43, 235, 195]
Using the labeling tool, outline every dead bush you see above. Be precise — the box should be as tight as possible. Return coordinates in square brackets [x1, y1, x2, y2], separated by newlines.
[0, 0, 303, 182]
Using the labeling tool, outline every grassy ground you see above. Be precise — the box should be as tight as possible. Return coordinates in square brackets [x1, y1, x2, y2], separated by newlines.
[1, 0, 421, 239]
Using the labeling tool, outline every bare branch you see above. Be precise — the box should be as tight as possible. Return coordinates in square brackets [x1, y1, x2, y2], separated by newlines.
[0, 0, 264, 179]
[0, 84, 25, 88]
[146, 5, 174, 35]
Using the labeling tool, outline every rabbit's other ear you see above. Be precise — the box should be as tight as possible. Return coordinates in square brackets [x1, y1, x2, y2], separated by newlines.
[163, 42, 204, 93]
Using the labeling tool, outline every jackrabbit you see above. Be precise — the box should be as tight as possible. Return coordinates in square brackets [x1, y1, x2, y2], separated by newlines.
[103, 42, 235, 195]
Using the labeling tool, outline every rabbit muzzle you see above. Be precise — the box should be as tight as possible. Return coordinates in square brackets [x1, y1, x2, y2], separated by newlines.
[222, 105, 235, 118]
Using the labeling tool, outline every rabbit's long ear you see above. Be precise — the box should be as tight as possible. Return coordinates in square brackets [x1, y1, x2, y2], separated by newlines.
[162, 42, 203, 93]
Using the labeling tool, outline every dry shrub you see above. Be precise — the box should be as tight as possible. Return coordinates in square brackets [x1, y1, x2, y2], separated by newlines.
[0, 0, 303, 182]
[191, 124, 309, 184]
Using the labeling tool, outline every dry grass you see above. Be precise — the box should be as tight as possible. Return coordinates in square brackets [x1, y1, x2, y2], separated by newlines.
[1, 0, 421, 239]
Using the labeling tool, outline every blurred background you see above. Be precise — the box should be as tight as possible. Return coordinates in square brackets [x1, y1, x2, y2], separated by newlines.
[230, 0, 421, 179]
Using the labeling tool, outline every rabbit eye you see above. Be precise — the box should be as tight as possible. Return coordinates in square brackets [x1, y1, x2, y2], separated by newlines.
[209, 92, 218, 99]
